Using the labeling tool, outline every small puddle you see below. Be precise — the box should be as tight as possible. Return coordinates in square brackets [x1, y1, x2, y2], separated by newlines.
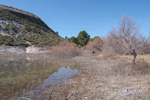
[9, 66, 78, 100]
[42, 66, 78, 87]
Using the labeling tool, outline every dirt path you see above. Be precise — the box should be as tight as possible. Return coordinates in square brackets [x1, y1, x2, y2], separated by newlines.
[44, 55, 150, 100]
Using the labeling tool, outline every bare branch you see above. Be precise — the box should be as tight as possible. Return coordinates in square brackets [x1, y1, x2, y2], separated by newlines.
[103, 15, 150, 54]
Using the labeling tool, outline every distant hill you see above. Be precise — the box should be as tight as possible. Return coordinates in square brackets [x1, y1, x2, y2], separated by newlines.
[0, 4, 64, 47]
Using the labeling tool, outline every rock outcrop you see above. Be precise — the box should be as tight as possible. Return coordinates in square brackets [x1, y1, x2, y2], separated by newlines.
[0, 4, 64, 47]
[25, 46, 48, 53]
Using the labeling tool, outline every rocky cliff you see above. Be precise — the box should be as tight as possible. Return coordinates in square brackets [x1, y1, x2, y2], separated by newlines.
[0, 4, 64, 47]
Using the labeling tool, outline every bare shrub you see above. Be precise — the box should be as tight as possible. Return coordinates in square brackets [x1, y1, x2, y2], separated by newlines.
[137, 40, 150, 54]
[48, 42, 81, 58]
[112, 58, 150, 76]
[81, 36, 103, 56]
[86, 36, 103, 51]
[102, 28, 126, 56]
[131, 58, 150, 75]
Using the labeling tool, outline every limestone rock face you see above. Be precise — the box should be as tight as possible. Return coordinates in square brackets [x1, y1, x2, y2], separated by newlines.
[0, 45, 25, 53]
[25, 46, 48, 53]
[0, 4, 64, 47]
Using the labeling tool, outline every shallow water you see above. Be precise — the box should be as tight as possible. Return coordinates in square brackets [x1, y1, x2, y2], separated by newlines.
[0, 53, 79, 99]
[9, 66, 78, 100]
[42, 66, 78, 86]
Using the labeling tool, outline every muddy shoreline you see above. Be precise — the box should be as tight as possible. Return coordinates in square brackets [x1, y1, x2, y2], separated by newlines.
[0, 53, 80, 99]
[1, 54, 150, 100]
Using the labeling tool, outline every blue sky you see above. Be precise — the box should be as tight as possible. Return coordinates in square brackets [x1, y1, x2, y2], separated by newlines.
[0, 0, 150, 38]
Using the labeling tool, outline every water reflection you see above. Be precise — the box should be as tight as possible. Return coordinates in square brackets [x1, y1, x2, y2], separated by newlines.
[9, 66, 78, 100]
[42, 66, 78, 86]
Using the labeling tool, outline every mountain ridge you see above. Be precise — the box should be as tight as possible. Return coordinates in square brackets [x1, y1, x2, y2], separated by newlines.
[0, 4, 64, 47]
[0, 4, 39, 19]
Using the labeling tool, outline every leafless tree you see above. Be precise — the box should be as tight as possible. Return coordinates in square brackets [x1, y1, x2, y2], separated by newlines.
[103, 15, 150, 55]
[118, 15, 150, 53]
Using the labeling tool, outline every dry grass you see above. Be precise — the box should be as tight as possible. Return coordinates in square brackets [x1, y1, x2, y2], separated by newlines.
[44, 55, 150, 100]
[111, 58, 150, 76]
[48, 42, 81, 58]
[1, 53, 150, 100]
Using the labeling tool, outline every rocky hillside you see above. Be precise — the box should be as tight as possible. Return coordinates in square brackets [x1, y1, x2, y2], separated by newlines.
[0, 5, 64, 47]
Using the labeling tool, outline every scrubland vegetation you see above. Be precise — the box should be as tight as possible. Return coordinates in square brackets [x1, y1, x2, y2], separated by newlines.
[1, 7, 150, 100]
[59, 16, 150, 58]
[48, 42, 81, 58]
[43, 15, 150, 100]
[43, 55, 150, 100]
[0, 5, 64, 47]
